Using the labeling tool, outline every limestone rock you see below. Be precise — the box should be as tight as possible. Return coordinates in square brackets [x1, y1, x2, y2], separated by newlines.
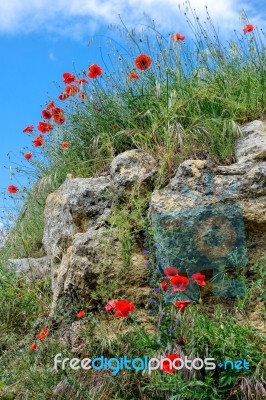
[111, 149, 158, 188]
[235, 120, 266, 163]
[42, 175, 113, 270]
[150, 122, 266, 277]
[8, 257, 48, 282]
[60, 321, 86, 354]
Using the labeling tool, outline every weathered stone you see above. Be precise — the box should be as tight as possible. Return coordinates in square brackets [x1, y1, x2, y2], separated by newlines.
[150, 121, 266, 287]
[43, 175, 113, 263]
[8, 257, 49, 281]
[111, 149, 158, 188]
[50, 226, 149, 314]
[60, 321, 86, 354]
[235, 120, 266, 163]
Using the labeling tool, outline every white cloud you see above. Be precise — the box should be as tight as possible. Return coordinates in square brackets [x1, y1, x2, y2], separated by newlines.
[0, 0, 263, 39]
[48, 51, 56, 61]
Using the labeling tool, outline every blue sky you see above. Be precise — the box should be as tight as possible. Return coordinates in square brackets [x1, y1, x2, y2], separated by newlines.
[0, 0, 264, 227]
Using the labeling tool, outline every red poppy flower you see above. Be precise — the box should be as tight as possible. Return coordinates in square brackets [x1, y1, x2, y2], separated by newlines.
[128, 72, 139, 80]
[191, 272, 206, 286]
[76, 78, 88, 84]
[24, 153, 33, 160]
[16, 293, 22, 298]
[179, 335, 185, 344]
[61, 141, 69, 148]
[42, 109, 52, 120]
[88, 64, 102, 78]
[77, 309, 85, 319]
[170, 275, 189, 291]
[164, 267, 179, 277]
[243, 24, 254, 34]
[79, 91, 86, 100]
[160, 281, 168, 290]
[18, 284, 24, 289]
[37, 121, 53, 133]
[114, 300, 135, 318]
[23, 125, 34, 133]
[30, 342, 37, 352]
[161, 353, 180, 373]
[33, 136, 44, 147]
[58, 92, 70, 101]
[135, 54, 152, 71]
[174, 300, 192, 313]
[52, 107, 65, 124]
[171, 33, 185, 42]
[105, 299, 116, 313]
[8, 185, 18, 194]
[36, 327, 49, 340]
[63, 72, 76, 84]
[46, 100, 55, 110]
[65, 85, 79, 96]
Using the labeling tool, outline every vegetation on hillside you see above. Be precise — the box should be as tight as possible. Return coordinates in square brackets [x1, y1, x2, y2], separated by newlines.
[0, 3, 265, 399]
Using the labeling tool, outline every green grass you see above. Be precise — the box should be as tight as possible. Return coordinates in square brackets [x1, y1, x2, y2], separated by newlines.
[1, 3, 266, 399]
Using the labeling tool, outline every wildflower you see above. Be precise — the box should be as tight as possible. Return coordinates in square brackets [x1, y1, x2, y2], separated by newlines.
[145, 261, 150, 267]
[52, 107, 65, 125]
[63, 72, 75, 84]
[76, 78, 88, 84]
[46, 100, 55, 110]
[243, 24, 254, 34]
[135, 54, 152, 71]
[61, 141, 69, 148]
[77, 309, 85, 319]
[8, 185, 18, 194]
[16, 293, 22, 298]
[18, 284, 24, 289]
[33, 136, 44, 147]
[191, 272, 206, 286]
[161, 281, 168, 290]
[114, 300, 135, 318]
[42, 109, 52, 120]
[179, 335, 185, 344]
[171, 33, 185, 42]
[105, 299, 116, 313]
[23, 125, 34, 133]
[30, 342, 37, 352]
[37, 121, 53, 133]
[65, 85, 79, 96]
[161, 353, 180, 373]
[88, 64, 102, 78]
[58, 92, 70, 101]
[170, 275, 189, 291]
[79, 91, 86, 100]
[174, 300, 192, 313]
[94, 108, 101, 112]
[36, 327, 49, 340]
[164, 267, 179, 277]
[128, 72, 139, 80]
[24, 152, 32, 161]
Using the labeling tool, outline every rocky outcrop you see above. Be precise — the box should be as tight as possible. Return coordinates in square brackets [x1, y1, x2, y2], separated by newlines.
[150, 120, 266, 286]
[8, 121, 266, 313]
[43, 150, 157, 315]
